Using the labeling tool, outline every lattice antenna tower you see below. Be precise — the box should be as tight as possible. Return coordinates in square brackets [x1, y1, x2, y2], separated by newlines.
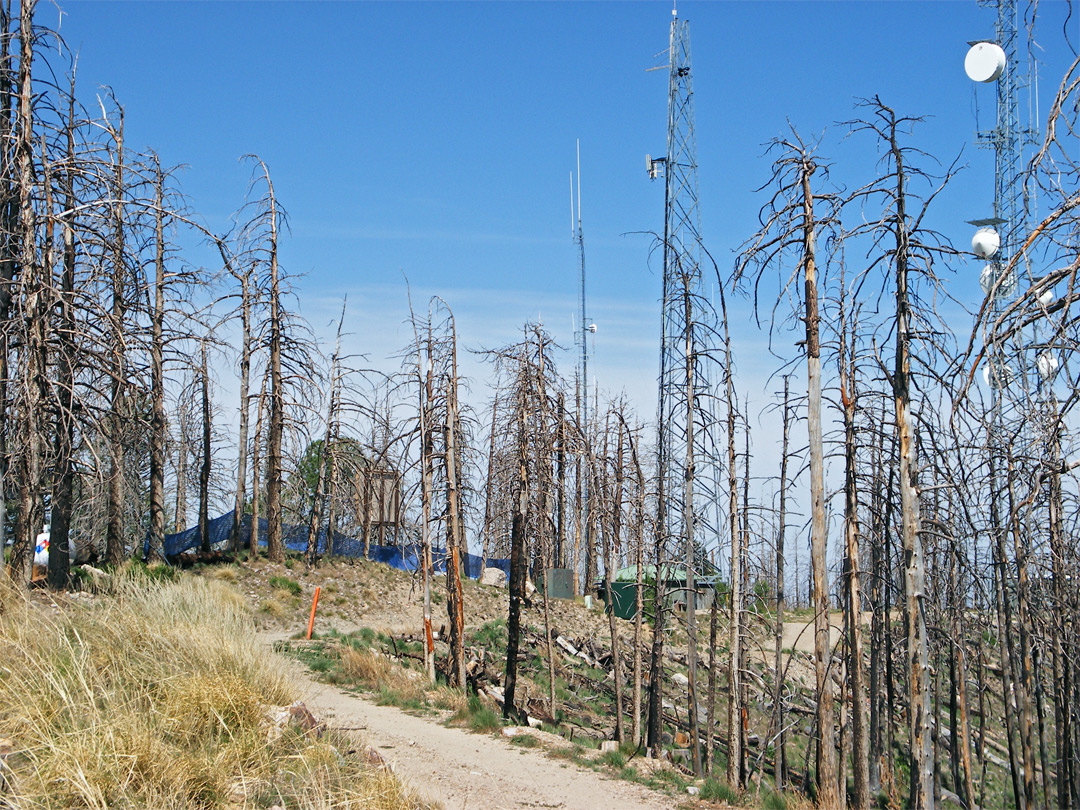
[571, 140, 595, 573]
[967, 0, 1040, 422]
[646, 10, 723, 565]
[966, 0, 1049, 566]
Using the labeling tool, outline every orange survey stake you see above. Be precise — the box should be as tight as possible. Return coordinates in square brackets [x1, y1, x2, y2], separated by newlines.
[306, 586, 322, 640]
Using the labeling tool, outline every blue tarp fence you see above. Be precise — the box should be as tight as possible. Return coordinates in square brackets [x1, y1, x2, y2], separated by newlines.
[146, 510, 510, 580]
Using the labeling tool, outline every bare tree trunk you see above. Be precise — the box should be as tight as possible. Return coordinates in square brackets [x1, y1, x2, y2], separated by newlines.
[248, 370, 267, 556]
[482, 393, 499, 570]
[1048, 417, 1075, 810]
[146, 160, 167, 563]
[228, 257, 253, 552]
[725, 319, 743, 789]
[199, 341, 212, 554]
[9, 0, 43, 586]
[681, 283, 701, 777]
[445, 374, 466, 689]
[949, 524, 977, 810]
[840, 283, 869, 810]
[49, 79, 78, 586]
[174, 417, 188, 536]
[324, 424, 339, 556]
[0, 1, 15, 560]
[773, 375, 790, 791]
[886, 119, 933, 810]
[626, 418, 645, 748]
[105, 107, 127, 568]
[261, 161, 284, 563]
[505, 374, 528, 722]
[605, 416, 625, 744]
[582, 373, 596, 598]
[410, 306, 436, 684]
[1006, 464, 1039, 810]
[800, 162, 838, 807]
[306, 305, 345, 565]
[868, 412, 887, 795]
[706, 591, 718, 776]
[646, 492, 668, 754]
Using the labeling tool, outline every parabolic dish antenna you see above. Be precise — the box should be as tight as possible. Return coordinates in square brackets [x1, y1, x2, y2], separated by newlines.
[983, 363, 1015, 389]
[972, 227, 1000, 259]
[965, 42, 1006, 82]
[979, 264, 1017, 298]
[1038, 352, 1059, 380]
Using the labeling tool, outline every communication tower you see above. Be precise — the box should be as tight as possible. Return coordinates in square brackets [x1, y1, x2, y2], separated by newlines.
[646, 9, 725, 771]
[571, 141, 596, 580]
[966, 0, 1049, 576]
[647, 9, 722, 559]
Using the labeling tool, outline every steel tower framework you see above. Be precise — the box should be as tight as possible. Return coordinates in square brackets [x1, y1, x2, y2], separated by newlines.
[650, 13, 723, 579]
[976, 0, 1038, 428]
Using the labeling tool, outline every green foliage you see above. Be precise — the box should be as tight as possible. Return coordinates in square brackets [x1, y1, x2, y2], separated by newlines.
[700, 777, 739, 803]
[470, 618, 507, 651]
[762, 790, 788, 810]
[125, 559, 179, 583]
[752, 577, 772, 609]
[269, 575, 302, 596]
[460, 695, 502, 733]
[599, 748, 626, 769]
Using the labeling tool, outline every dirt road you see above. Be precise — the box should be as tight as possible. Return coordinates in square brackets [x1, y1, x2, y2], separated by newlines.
[288, 664, 682, 810]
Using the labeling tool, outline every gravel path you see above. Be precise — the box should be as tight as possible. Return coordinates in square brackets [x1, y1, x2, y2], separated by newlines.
[286, 662, 683, 810]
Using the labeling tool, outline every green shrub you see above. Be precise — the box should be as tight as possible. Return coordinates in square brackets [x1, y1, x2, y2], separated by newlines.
[599, 749, 626, 769]
[701, 777, 739, 803]
[268, 575, 302, 596]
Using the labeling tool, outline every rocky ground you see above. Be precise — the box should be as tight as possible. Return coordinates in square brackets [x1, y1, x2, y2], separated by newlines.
[207, 552, 630, 645]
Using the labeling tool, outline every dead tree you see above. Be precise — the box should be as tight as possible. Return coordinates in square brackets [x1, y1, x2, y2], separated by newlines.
[48, 75, 80, 584]
[837, 265, 869, 810]
[9, 0, 44, 585]
[772, 375, 791, 791]
[305, 302, 346, 565]
[733, 129, 840, 804]
[504, 348, 529, 722]
[848, 98, 963, 810]
[243, 157, 286, 563]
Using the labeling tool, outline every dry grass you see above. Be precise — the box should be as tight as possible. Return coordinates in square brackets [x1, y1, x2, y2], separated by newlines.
[340, 647, 392, 683]
[206, 565, 239, 583]
[0, 567, 430, 810]
[259, 596, 287, 618]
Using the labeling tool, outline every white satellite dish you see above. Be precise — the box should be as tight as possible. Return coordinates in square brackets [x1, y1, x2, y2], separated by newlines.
[972, 227, 1000, 259]
[965, 42, 1006, 83]
[978, 263, 1015, 298]
[983, 362, 1014, 389]
[588, 323, 597, 333]
[1037, 352, 1059, 380]
[1038, 289, 1054, 307]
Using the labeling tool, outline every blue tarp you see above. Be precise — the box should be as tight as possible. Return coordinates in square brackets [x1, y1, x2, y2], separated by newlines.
[146, 510, 510, 580]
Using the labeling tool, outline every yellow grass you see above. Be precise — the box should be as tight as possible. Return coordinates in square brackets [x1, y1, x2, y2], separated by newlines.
[0, 568, 429, 809]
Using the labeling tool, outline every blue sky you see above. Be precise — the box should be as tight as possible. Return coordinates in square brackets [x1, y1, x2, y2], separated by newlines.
[53, 0, 1075, 449]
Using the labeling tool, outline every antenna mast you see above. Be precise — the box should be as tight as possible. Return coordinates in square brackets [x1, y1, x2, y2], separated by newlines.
[967, 0, 1041, 518]
[572, 140, 594, 590]
[576, 140, 588, 435]
[646, 8, 722, 776]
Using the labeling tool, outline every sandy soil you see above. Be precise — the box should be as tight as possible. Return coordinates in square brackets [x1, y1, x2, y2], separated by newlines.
[283, 658, 686, 810]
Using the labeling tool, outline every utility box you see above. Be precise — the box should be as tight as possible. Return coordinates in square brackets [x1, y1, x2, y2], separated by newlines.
[544, 568, 574, 600]
[602, 581, 639, 620]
